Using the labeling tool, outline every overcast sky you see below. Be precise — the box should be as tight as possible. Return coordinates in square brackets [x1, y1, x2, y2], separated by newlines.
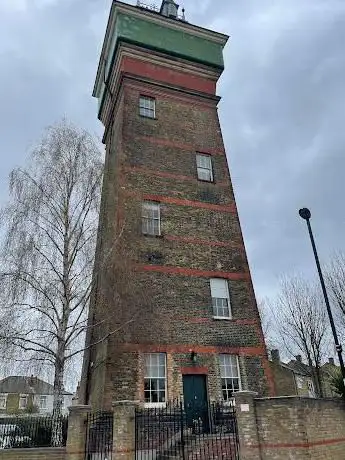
[1, 0, 345, 301]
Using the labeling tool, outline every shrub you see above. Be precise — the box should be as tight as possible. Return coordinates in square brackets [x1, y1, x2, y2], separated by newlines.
[330, 369, 345, 399]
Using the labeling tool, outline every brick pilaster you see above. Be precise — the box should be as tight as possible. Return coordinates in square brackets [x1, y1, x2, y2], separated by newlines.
[66, 405, 91, 460]
[112, 400, 138, 460]
[234, 391, 261, 460]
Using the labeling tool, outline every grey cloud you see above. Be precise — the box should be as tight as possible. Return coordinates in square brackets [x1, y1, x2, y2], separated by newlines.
[0, 0, 110, 201]
[1, 0, 345, 301]
[215, 0, 345, 298]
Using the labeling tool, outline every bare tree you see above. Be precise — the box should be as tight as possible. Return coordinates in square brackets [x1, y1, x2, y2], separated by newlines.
[0, 120, 103, 445]
[326, 251, 345, 338]
[257, 298, 277, 352]
[271, 276, 330, 397]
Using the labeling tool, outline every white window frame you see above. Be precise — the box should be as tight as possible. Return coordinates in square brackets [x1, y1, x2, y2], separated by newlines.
[39, 395, 47, 410]
[139, 96, 156, 119]
[196, 153, 213, 182]
[142, 202, 161, 236]
[19, 394, 28, 409]
[210, 278, 232, 319]
[144, 353, 167, 408]
[219, 355, 241, 402]
[0, 394, 7, 410]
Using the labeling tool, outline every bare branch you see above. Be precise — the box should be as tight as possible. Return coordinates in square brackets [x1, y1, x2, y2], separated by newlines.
[0, 119, 104, 440]
[268, 275, 330, 397]
[65, 316, 137, 361]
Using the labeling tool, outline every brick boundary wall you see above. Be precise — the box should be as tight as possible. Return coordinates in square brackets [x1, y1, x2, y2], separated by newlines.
[234, 391, 345, 460]
[0, 448, 66, 460]
[2, 394, 344, 460]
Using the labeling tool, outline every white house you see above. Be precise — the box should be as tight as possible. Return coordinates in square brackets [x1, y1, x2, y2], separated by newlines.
[0, 376, 73, 415]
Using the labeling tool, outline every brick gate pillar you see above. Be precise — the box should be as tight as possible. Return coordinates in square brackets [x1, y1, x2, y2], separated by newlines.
[112, 401, 138, 460]
[66, 405, 91, 460]
[234, 391, 261, 460]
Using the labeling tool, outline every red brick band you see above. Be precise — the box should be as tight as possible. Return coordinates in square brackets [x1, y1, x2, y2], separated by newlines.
[137, 264, 250, 280]
[181, 367, 208, 375]
[175, 317, 258, 326]
[251, 437, 345, 449]
[122, 55, 217, 95]
[125, 190, 235, 212]
[120, 343, 266, 356]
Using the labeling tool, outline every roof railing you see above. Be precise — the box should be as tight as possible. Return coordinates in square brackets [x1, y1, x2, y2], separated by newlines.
[136, 1, 187, 21]
[136, 1, 159, 12]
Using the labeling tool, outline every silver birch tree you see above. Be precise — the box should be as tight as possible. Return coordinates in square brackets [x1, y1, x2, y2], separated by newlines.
[0, 120, 103, 445]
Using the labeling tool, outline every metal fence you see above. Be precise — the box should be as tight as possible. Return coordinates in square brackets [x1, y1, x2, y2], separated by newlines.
[0, 415, 68, 449]
[136, 1, 159, 12]
[135, 400, 240, 460]
[84, 411, 113, 460]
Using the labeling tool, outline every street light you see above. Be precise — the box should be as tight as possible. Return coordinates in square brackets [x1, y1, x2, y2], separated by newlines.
[299, 208, 345, 387]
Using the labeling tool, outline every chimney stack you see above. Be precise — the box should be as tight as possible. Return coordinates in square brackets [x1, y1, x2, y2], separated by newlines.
[271, 349, 280, 363]
[296, 355, 302, 363]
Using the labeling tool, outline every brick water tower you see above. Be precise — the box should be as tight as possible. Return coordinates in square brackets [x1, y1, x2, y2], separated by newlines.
[80, 0, 274, 410]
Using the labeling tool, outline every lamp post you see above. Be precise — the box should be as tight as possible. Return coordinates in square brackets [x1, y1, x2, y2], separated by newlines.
[299, 208, 345, 387]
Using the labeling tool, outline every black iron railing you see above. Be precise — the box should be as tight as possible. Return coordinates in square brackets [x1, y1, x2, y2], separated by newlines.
[135, 400, 184, 458]
[135, 400, 239, 460]
[84, 411, 113, 460]
[0, 415, 68, 449]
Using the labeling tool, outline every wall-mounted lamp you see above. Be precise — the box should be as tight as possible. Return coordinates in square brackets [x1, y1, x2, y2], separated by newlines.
[190, 351, 197, 363]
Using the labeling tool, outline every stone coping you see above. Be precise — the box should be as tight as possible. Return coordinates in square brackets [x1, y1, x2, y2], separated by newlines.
[68, 404, 91, 412]
[256, 395, 343, 402]
[112, 400, 141, 407]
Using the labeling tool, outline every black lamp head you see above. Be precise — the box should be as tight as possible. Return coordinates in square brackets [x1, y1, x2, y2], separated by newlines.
[190, 351, 197, 363]
[299, 208, 311, 220]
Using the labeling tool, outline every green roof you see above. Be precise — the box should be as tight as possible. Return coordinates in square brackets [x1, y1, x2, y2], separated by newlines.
[94, 1, 229, 111]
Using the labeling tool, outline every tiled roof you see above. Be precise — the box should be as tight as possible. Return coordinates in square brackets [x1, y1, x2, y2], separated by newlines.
[286, 360, 313, 377]
[0, 376, 72, 395]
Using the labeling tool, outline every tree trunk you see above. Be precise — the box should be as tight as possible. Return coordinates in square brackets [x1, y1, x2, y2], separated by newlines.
[51, 196, 70, 447]
[314, 366, 324, 398]
[51, 352, 65, 447]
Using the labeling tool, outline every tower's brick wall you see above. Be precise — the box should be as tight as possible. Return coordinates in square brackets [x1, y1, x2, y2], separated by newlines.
[79, 0, 275, 404]
[85, 71, 272, 407]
